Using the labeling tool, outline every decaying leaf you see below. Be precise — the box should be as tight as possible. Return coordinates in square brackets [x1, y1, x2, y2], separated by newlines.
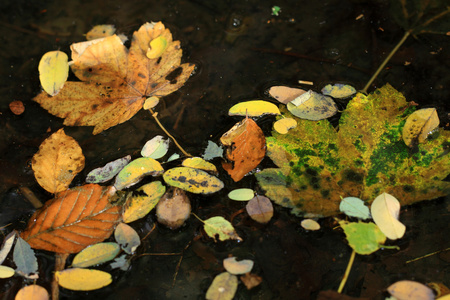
[123, 181, 166, 223]
[228, 100, 281, 117]
[34, 22, 195, 134]
[339, 221, 387, 255]
[0, 265, 15, 279]
[32, 128, 85, 194]
[223, 257, 254, 275]
[203, 216, 242, 242]
[388, 280, 435, 300]
[86, 24, 116, 40]
[163, 167, 224, 194]
[371, 193, 405, 240]
[245, 195, 273, 223]
[141, 135, 170, 159]
[301, 219, 320, 231]
[21, 184, 121, 253]
[9, 100, 25, 115]
[114, 157, 164, 190]
[206, 272, 238, 300]
[228, 188, 254, 201]
[182, 157, 217, 173]
[256, 84, 450, 217]
[114, 223, 141, 254]
[55, 268, 112, 291]
[156, 187, 191, 229]
[86, 155, 131, 183]
[15, 285, 49, 300]
[287, 90, 337, 120]
[321, 83, 356, 99]
[340, 197, 371, 219]
[268, 86, 307, 104]
[221, 118, 266, 182]
[38, 50, 69, 96]
[13, 237, 38, 277]
[273, 117, 297, 134]
[72, 242, 120, 268]
[402, 108, 439, 147]
[240, 272, 263, 290]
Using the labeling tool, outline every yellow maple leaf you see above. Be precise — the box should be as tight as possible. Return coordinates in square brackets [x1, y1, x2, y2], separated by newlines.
[34, 22, 195, 134]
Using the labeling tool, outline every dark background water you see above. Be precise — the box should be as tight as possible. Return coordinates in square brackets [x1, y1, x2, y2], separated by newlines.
[0, 0, 449, 299]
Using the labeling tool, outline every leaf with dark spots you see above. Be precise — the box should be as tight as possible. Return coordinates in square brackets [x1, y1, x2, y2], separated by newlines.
[163, 167, 224, 194]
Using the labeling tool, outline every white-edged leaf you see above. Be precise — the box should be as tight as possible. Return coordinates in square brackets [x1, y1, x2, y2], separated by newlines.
[340, 197, 371, 219]
[371, 193, 405, 240]
[86, 155, 131, 183]
[141, 135, 170, 159]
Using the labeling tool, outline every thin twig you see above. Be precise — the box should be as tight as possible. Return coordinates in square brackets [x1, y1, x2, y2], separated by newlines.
[19, 187, 43, 209]
[52, 253, 69, 300]
[337, 250, 356, 293]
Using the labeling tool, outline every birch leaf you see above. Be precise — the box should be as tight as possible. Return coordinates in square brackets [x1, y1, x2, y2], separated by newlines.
[38, 50, 69, 96]
[273, 117, 297, 134]
[245, 195, 273, 223]
[340, 197, 371, 219]
[339, 221, 386, 255]
[203, 216, 242, 242]
[71, 242, 120, 268]
[156, 187, 191, 229]
[55, 268, 112, 291]
[371, 193, 406, 240]
[86, 25, 116, 40]
[301, 219, 320, 231]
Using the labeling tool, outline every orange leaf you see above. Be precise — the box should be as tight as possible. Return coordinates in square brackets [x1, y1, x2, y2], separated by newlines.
[34, 22, 195, 134]
[21, 184, 121, 254]
[221, 118, 266, 181]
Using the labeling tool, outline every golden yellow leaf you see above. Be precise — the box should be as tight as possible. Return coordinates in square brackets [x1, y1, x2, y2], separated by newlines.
[38, 50, 69, 96]
[273, 117, 297, 134]
[71, 242, 120, 268]
[123, 181, 166, 223]
[182, 157, 218, 173]
[147, 36, 168, 59]
[206, 272, 238, 300]
[15, 285, 49, 300]
[0, 265, 14, 279]
[86, 25, 116, 40]
[163, 167, 224, 194]
[55, 268, 112, 291]
[32, 128, 85, 193]
[114, 157, 164, 190]
[402, 108, 439, 147]
[34, 22, 195, 134]
[228, 100, 280, 117]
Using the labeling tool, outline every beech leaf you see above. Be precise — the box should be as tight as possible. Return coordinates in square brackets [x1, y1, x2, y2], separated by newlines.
[13, 237, 38, 277]
[245, 195, 273, 223]
[20, 184, 121, 253]
[203, 216, 242, 242]
[206, 272, 238, 300]
[163, 167, 224, 194]
[114, 157, 164, 190]
[71, 242, 120, 268]
[123, 181, 166, 223]
[32, 128, 85, 194]
[55, 268, 112, 291]
[221, 118, 266, 182]
[388, 280, 435, 300]
[371, 193, 406, 240]
[38, 50, 69, 96]
[402, 108, 439, 147]
[15, 285, 49, 300]
[86, 155, 131, 183]
[114, 223, 141, 254]
[228, 100, 280, 117]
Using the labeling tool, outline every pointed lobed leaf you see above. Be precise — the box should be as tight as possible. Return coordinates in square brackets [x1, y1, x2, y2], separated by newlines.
[20, 184, 121, 254]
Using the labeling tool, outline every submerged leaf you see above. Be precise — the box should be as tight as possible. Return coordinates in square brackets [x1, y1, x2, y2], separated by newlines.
[321, 83, 356, 99]
[371, 193, 405, 240]
[86, 155, 131, 183]
[301, 219, 320, 231]
[56, 268, 112, 291]
[72, 242, 120, 268]
[147, 36, 168, 59]
[156, 187, 191, 229]
[114, 157, 164, 190]
[204, 216, 242, 242]
[339, 221, 386, 255]
[287, 90, 337, 120]
[114, 223, 141, 254]
[206, 272, 238, 300]
[228, 100, 280, 117]
[20, 184, 121, 253]
[32, 128, 85, 193]
[163, 167, 224, 194]
[202, 140, 223, 160]
[402, 108, 439, 147]
[86, 25, 116, 40]
[245, 195, 273, 223]
[38, 50, 69, 96]
[123, 181, 166, 223]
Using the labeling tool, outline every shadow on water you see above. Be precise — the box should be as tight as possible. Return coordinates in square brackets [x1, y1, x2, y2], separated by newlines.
[0, 0, 449, 299]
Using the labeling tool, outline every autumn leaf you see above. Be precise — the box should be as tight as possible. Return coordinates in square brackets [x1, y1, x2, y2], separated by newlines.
[21, 184, 121, 253]
[32, 128, 85, 194]
[221, 118, 266, 182]
[34, 22, 195, 134]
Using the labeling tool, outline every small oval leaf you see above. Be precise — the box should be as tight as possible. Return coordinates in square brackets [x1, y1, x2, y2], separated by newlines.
[15, 285, 49, 300]
[245, 195, 273, 224]
[402, 108, 439, 147]
[114, 157, 164, 190]
[13, 237, 38, 277]
[301, 219, 321, 231]
[228, 100, 280, 117]
[72, 242, 120, 268]
[273, 118, 297, 134]
[141, 135, 170, 159]
[163, 167, 224, 194]
[206, 272, 238, 300]
[55, 268, 112, 291]
[143, 96, 160, 110]
[339, 221, 387, 255]
[38, 51, 69, 96]
[86, 155, 131, 183]
[321, 83, 356, 99]
[228, 188, 254, 201]
[388, 280, 435, 300]
[287, 90, 337, 120]
[0, 265, 15, 279]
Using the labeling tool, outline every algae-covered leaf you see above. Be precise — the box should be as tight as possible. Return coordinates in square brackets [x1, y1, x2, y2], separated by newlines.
[114, 223, 141, 254]
[228, 188, 254, 201]
[206, 272, 238, 300]
[371, 193, 405, 240]
[32, 128, 85, 193]
[38, 50, 69, 96]
[202, 140, 223, 160]
[287, 90, 337, 120]
[86, 155, 131, 183]
[163, 167, 224, 194]
[141, 135, 170, 159]
[223, 257, 254, 275]
[228, 100, 280, 117]
[387, 280, 435, 300]
[339, 221, 386, 255]
[114, 157, 164, 190]
[321, 83, 356, 99]
[123, 181, 166, 223]
[203, 216, 242, 242]
[245, 195, 273, 223]
[55, 268, 112, 291]
[256, 84, 450, 217]
[72, 242, 120, 268]
[15, 285, 49, 300]
[13, 237, 38, 277]
[340, 197, 371, 219]
[182, 157, 217, 173]
[402, 108, 439, 147]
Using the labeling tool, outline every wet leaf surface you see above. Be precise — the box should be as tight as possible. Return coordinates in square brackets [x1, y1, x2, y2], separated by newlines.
[72, 242, 120, 268]
[86, 155, 131, 183]
[15, 285, 49, 300]
[340, 197, 371, 219]
[388, 280, 435, 300]
[38, 50, 69, 96]
[370, 192, 405, 240]
[203, 216, 242, 242]
[163, 167, 224, 194]
[206, 272, 238, 300]
[122, 181, 166, 223]
[156, 187, 191, 229]
[402, 108, 439, 147]
[13, 237, 38, 277]
[114, 157, 164, 190]
[339, 221, 386, 255]
[228, 100, 281, 117]
[287, 90, 337, 120]
[114, 223, 141, 254]
[55, 268, 112, 291]
[245, 195, 273, 224]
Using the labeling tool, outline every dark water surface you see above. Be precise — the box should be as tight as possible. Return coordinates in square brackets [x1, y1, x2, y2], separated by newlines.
[0, 0, 449, 299]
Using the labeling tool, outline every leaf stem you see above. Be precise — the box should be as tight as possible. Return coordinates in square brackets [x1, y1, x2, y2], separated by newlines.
[191, 212, 205, 223]
[149, 108, 191, 157]
[361, 30, 410, 94]
[337, 250, 356, 293]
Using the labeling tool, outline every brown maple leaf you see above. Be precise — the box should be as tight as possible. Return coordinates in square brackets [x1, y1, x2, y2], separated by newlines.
[221, 117, 266, 181]
[34, 22, 195, 134]
[21, 184, 121, 254]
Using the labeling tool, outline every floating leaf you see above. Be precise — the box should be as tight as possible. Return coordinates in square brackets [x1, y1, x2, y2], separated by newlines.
[167, 153, 180, 162]
[206, 272, 238, 300]
[402, 108, 439, 147]
[228, 188, 254, 201]
[388, 280, 435, 300]
[86, 155, 131, 183]
[287, 90, 337, 120]
[114, 157, 164, 190]
[182, 157, 217, 173]
[223, 257, 254, 275]
[163, 167, 224, 194]
[13, 237, 38, 277]
[245, 195, 273, 223]
[141, 135, 170, 159]
[340, 197, 371, 219]
[15, 285, 49, 300]
[202, 140, 223, 160]
[110, 254, 130, 271]
[32, 128, 85, 194]
[203, 216, 242, 242]
[143, 96, 159, 110]
[86, 24, 116, 40]
[301, 219, 320, 231]
[38, 50, 69, 96]
[371, 193, 405, 240]
[228, 100, 281, 117]
[72, 242, 120, 268]
[147, 36, 168, 59]
[221, 118, 266, 182]
[9, 100, 25, 115]
[55, 268, 112, 291]
[339, 221, 387, 255]
[0, 265, 15, 279]
[156, 187, 191, 229]
[321, 83, 356, 99]
[0, 231, 16, 264]
[273, 117, 297, 134]
[123, 181, 166, 223]
[114, 223, 141, 254]
[268, 86, 306, 104]
[21, 184, 121, 253]
[34, 22, 195, 134]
